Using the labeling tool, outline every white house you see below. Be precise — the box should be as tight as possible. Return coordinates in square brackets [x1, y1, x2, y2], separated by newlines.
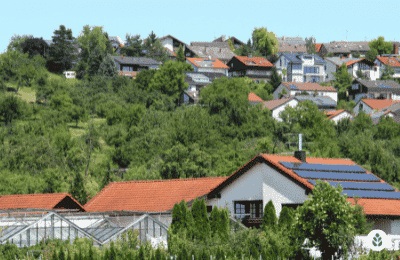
[273, 82, 338, 102]
[159, 35, 188, 53]
[375, 56, 400, 79]
[262, 98, 299, 122]
[186, 57, 229, 76]
[324, 109, 353, 124]
[353, 98, 400, 115]
[274, 53, 327, 83]
[325, 57, 380, 81]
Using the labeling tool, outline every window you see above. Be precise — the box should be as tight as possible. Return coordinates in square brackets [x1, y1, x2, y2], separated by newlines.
[311, 76, 319, 82]
[234, 200, 263, 219]
[292, 64, 302, 70]
[280, 59, 282, 66]
[324, 65, 327, 71]
[304, 66, 319, 74]
[303, 55, 312, 60]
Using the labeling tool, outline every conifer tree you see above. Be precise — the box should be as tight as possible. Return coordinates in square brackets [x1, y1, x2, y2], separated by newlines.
[191, 198, 211, 241]
[278, 206, 294, 230]
[58, 245, 65, 260]
[69, 171, 87, 206]
[170, 202, 183, 234]
[138, 243, 145, 260]
[52, 248, 59, 260]
[218, 208, 230, 241]
[209, 206, 220, 238]
[179, 199, 194, 239]
[262, 200, 277, 231]
[176, 45, 185, 62]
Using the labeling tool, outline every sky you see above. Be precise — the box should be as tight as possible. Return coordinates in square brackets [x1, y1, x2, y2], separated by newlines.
[1, 0, 399, 53]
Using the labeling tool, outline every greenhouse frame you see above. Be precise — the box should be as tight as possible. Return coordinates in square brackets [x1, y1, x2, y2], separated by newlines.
[0, 209, 169, 248]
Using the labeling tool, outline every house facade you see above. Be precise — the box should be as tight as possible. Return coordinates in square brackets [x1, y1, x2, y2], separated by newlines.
[324, 109, 354, 124]
[353, 99, 400, 115]
[113, 56, 161, 77]
[319, 41, 370, 57]
[159, 35, 188, 53]
[185, 42, 235, 64]
[274, 53, 327, 83]
[273, 82, 338, 102]
[375, 56, 400, 79]
[325, 58, 380, 81]
[186, 58, 229, 76]
[227, 56, 274, 83]
[349, 79, 400, 102]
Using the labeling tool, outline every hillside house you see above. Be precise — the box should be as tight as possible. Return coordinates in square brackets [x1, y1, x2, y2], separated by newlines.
[227, 56, 274, 83]
[213, 35, 245, 49]
[375, 56, 400, 79]
[349, 79, 400, 102]
[185, 42, 235, 64]
[319, 41, 370, 57]
[274, 53, 327, 83]
[273, 82, 337, 102]
[353, 98, 400, 115]
[113, 56, 161, 77]
[186, 57, 229, 76]
[159, 35, 188, 53]
[325, 58, 379, 81]
[324, 109, 354, 124]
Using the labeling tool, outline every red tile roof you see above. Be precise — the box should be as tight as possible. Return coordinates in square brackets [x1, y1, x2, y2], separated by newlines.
[0, 193, 85, 212]
[248, 93, 264, 103]
[362, 99, 400, 110]
[347, 198, 400, 216]
[84, 177, 228, 212]
[324, 109, 351, 119]
[235, 56, 274, 67]
[314, 43, 322, 52]
[282, 82, 337, 92]
[186, 58, 229, 69]
[338, 59, 364, 67]
[376, 56, 400, 67]
[262, 98, 293, 110]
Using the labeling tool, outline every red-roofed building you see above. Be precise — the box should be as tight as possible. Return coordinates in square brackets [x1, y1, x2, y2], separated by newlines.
[375, 56, 400, 79]
[84, 177, 228, 213]
[324, 109, 353, 123]
[262, 98, 298, 121]
[0, 193, 85, 213]
[227, 56, 274, 83]
[273, 82, 338, 102]
[354, 98, 400, 115]
[314, 43, 322, 53]
[248, 93, 264, 104]
[186, 58, 229, 76]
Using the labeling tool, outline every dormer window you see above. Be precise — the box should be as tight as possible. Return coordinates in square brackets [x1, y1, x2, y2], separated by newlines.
[304, 56, 312, 60]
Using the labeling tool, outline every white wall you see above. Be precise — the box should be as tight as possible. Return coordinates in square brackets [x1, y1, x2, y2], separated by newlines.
[322, 91, 338, 102]
[207, 163, 309, 219]
[161, 38, 173, 52]
[292, 75, 303, 82]
[354, 101, 374, 115]
[272, 99, 298, 122]
[330, 111, 353, 124]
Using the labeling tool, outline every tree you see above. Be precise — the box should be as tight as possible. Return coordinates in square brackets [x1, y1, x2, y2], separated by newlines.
[293, 181, 367, 260]
[333, 63, 353, 100]
[369, 36, 393, 55]
[69, 172, 87, 205]
[262, 200, 277, 231]
[120, 34, 143, 57]
[48, 25, 76, 73]
[278, 206, 294, 230]
[149, 61, 193, 103]
[97, 54, 118, 77]
[7, 34, 33, 52]
[20, 37, 49, 59]
[356, 69, 364, 79]
[380, 65, 395, 80]
[365, 48, 378, 62]
[252, 27, 279, 56]
[353, 51, 361, 58]
[199, 77, 250, 126]
[143, 31, 169, 62]
[176, 45, 185, 62]
[270, 67, 282, 90]
[305, 37, 316, 54]
[191, 198, 211, 241]
[0, 95, 25, 125]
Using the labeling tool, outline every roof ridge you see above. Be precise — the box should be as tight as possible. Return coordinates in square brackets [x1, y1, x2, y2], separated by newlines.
[112, 176, 228, 185]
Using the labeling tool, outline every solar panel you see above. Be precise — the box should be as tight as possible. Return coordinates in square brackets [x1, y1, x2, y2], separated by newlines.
[342, 190, 400, 199]
[377, 85, 391, 88]
[289, 85, 298, 90]
[307, 180, 395, 191]
[294, 170, 380, 182]
[280, 161, 366, 173]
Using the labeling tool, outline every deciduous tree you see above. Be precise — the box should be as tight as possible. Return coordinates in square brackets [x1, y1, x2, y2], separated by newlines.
[369, 36, 393, 55]
[252, 27, 279, 56]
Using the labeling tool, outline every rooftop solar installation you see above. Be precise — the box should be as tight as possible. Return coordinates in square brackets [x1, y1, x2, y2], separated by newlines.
[280, 161, 366, 173]
[377, 85, 391, 88]
[307, 180, 395, 191]
[289, 85, 298, 90]
[293, 170, 381, 182]
[341, 190, 400, 199]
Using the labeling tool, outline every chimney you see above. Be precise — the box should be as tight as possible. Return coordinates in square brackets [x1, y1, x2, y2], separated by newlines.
[294, 134, 306, 162]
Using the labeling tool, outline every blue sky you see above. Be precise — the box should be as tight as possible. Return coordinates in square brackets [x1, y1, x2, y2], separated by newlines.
[1, 0, 399, 53]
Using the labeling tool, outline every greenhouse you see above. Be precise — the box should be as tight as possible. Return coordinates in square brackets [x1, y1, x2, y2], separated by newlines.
[0, 210, 169, 248]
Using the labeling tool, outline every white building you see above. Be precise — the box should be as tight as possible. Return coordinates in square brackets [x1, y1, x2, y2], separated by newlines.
[375, 56, 400, 79]
[186, 57, 229, 76]
[273, 82, 338, 102]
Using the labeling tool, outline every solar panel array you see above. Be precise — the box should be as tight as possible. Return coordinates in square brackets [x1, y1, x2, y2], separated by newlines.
[280, 161, 400, 199]
[289, 84, 298, 90]
[377, 85, 392, 88]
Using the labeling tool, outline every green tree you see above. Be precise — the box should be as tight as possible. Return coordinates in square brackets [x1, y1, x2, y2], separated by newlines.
[209, 206, 220, 239]
[0, 95, 25, 125]
[176, 45, 185, 62]
[69, 172, 87, 205]
[369, 36, 393, 55]
[199, 77, 250, 126]
[149, 61, 193, 103]
[294, 181, 367, 260]
[365, 48, 378, 62]
[305, 37, 316, 54]
[262, 200, 277, 231]
[20, 37, 49, 59]
[191, 198, 211, 241]
[278, 206, 294, 230]
[353, 51, 361, 58]
[270, 67, 282, 90]
[120, 34, 143, 57]
[143, 31, 169, 62]
[48, 25, 76, 73]
[7, 34, 33, 52]
[380, 65, 395, 80]
[356, 69, 364, 79]
[170, 202, 184, 234]
[333, 63, 353, 100]
[252, 27, 279, 56]
[97, 54, 118, 77]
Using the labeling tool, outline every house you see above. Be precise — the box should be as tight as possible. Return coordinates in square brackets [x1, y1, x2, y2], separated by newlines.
[273, 82, 337, 102]
[353, 98, 400, 115]
[227, 56, 274, 83]
[180, 90, 200, 105]
[349, 79, 400, 102]
[159, 35, 189, 53]
[186, 57, 229, 76]
[185, 42, 235, 64]
[370, 110, 397, 124]
[325, 57, 380, 81]
[113, 56, 161, 77]
[274, 53, 327, 83]
[248, 93, 264, 105]
[314, 43, 322, 53]
[109, 36, 124, 53]
[263, 96, 337, 122]
[277, 36, 305, 45]
[319, 41, 370, 57]
[206, 152, 400, 233]
[324, 109, 353, 124]
[213, 35, 245, 49]
[392, 42, 400, 55]
[374, 55, 400, 79]
[278, 44, 307, 53]
[0, 193, 85, 213]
